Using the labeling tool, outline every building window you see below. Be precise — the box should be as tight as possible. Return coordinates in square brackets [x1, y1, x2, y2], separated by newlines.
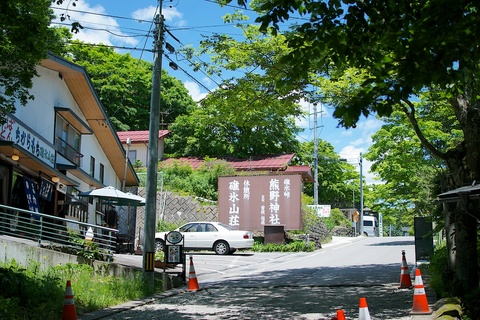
[90, 156, 95, 177]
[99, 163, 104, 183]
[55, 115, 83, 166]
[128, 150, 137, 164]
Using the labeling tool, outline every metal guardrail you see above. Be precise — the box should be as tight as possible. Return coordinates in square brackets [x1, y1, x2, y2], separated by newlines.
[55, 136, 83, 166]
[0, 204, 120, 262]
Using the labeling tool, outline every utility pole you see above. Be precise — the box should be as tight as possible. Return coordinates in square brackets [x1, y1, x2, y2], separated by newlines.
[313, 103, 319, 206]
[122, 138, 131, 192]
[359, 152, 364, 236]
[143, 0, 164, 288]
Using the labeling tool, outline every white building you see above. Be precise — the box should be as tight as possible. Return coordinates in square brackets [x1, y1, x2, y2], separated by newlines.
[117, 130, 169, 168]
[0, 54, 139, 225]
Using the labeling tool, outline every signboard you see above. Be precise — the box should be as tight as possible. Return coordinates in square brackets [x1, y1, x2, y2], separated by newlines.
[23, 176, 40, 218]
[165, 231, 183, 264]
[166, 245, 183, 264]
[414, 217, 434, 262]
[307, 204, 332, 217]
[39, 178, 54, 201]
[57, 182, 67, 194]
[218, 175, 302, 231]
[378, 213, 383, 237]
[353, 211, 359, 222]
[0, 114, 55, 166]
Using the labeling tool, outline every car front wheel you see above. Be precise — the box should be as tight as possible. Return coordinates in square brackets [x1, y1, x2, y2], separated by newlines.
[214, 240, 230, 255]
[155, 239, 165, 252]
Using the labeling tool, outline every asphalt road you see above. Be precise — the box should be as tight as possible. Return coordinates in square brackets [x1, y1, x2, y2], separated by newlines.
[82, 236, 435, 320]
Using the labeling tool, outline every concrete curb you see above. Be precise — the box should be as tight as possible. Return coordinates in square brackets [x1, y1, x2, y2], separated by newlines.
[79, 287, 188, 320]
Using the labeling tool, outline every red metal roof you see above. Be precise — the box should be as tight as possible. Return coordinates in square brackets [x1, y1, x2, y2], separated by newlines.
[117, 130, 169, 143]
[161, 154, 313, 181]
[162, 154, 294, 170]
[285, 165, 314, 182]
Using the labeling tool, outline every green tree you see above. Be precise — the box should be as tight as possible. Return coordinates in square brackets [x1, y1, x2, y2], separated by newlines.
[157, 158, 235, 201]
[226, 0, 480, 302]
[365, 101, 451, 227]
[188, 158, 236, 200]
[0, 0, 59, 123]
[165, 80, 301, 157]
[166, 19, 303, 157]
[293, 140, 358, 207]
[64, 41, 196, 131]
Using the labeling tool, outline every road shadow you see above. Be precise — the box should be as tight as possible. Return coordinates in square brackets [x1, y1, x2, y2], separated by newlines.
[368, 240, 415, 247]
[184, 252, 255, 257]
[95, 263, 420, 320]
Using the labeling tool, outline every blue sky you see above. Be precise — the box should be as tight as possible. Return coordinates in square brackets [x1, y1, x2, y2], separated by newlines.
[50, 0, 382, 183]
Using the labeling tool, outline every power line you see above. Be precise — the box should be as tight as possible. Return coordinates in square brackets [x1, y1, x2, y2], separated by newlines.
[164, 55, 212, 93]
[65, 40, 154, 53]
[51, 21, 151, 39]
[50, 6, 152, 23]
[51, 0, 303, 118]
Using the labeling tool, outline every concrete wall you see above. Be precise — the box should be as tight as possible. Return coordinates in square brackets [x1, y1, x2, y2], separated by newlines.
[0, 236, 137, 278]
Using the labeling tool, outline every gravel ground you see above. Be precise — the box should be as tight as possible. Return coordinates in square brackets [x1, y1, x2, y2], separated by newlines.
[95, 283, 421, 320]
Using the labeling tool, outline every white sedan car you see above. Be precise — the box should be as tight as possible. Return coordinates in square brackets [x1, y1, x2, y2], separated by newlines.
[155, 221, 254, 255]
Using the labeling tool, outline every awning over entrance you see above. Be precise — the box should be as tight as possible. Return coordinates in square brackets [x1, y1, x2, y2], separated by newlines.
[57, 163, 103, 189]
[437, 183, 480, 203]
[0, 141, 78, 186]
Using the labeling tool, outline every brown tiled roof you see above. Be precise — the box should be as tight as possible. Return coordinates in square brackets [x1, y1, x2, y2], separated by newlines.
[117, 130, 169, 143]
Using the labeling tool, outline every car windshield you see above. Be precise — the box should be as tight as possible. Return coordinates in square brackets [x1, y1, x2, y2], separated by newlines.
[179, 224, 198, 232]
[179, 222, 238, 232]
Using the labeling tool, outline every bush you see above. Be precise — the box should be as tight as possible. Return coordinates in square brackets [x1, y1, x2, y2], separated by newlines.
[428, 245, 452, 299]
[322, 208, 349, 231]
[156, 220, 180, 232]
[428, 242, 480, 319]
[252, 240, 315, 252]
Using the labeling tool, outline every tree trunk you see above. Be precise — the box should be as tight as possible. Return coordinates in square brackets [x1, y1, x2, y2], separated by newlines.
[443, 202, 456, 271]
[442, 97, 480, 295]
[453, 195, 479, 296]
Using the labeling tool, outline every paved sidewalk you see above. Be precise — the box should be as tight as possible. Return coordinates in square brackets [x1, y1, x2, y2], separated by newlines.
[321, 236, 438, 319]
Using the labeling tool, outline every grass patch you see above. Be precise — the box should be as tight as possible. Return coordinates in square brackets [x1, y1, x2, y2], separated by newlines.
[0, 259, 164, 319]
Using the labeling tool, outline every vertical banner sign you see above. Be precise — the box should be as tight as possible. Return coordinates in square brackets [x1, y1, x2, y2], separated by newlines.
[218, 175, 302, 230]
[23, 176, 40, 218]
[39, 178, 54, 201]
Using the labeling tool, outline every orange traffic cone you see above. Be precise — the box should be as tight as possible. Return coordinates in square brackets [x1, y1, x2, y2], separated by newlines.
[187, 256, 200, 291]
[358, 297, 371, 320]
[411, 268, 432, 315]
[399, 250, 413, 288]
[331, 309, 346, 320]
[61, 280, 78, 320]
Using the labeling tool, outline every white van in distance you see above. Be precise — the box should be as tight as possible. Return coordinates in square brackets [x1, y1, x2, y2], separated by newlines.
[363, 216, 379, 236]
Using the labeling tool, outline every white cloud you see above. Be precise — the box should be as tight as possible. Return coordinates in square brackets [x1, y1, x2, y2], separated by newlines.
[51, 0, 138, 46]
[337, 117, 384, 185]
[163, 7, 185, 25]
[131, 6, 158, 21]
[132, 5, 185, 26]
[184, 81, 208, 102]
[202, 77, 212, 88]
[339, 142, 381, 185]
